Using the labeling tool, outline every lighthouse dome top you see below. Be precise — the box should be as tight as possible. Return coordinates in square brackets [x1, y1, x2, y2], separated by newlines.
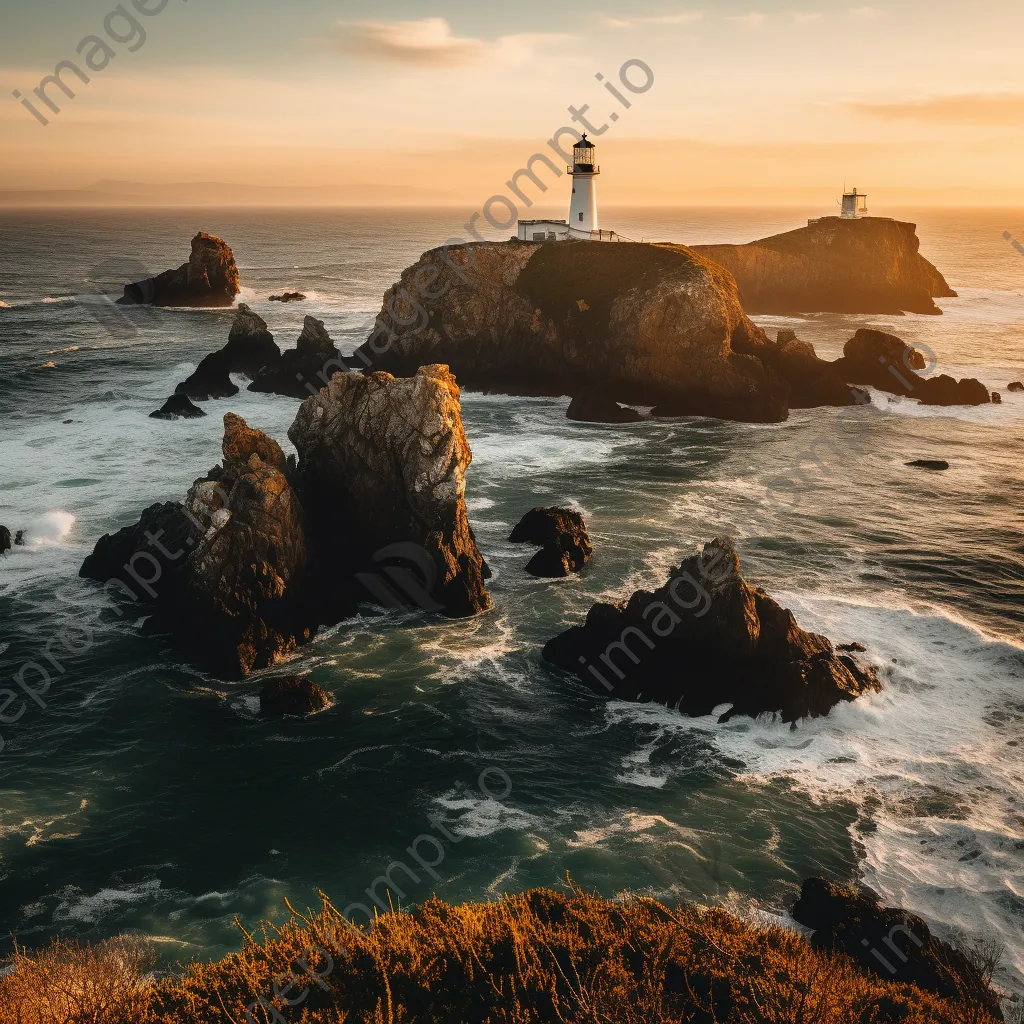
[575, 134, 596, 149]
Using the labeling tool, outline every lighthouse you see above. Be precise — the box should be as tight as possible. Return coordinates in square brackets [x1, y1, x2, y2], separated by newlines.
[568, 134, 600, 237]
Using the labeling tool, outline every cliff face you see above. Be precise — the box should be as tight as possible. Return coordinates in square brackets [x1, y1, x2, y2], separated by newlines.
[289, 365, 491, 618]
[693, 217, 956, 315]
[118, 232, 241, 307]
[354, 240, 790, 423]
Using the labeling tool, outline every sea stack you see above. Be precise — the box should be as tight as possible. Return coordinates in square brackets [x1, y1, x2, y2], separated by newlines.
[118, 232, 241, 307]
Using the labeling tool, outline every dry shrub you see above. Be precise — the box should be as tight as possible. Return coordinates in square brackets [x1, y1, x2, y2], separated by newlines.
[0, 936, 155, 1024]
[145, 884, 1004, 1024]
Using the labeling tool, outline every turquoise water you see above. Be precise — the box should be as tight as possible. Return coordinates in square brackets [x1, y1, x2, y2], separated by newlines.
[0, 207, 1022, 994]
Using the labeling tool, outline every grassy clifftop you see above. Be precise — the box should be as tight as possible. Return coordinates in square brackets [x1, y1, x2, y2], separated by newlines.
[0, 885, 1006, 1024]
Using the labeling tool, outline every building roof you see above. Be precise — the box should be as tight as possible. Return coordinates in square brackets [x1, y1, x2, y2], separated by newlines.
[575, 134, 595, 149]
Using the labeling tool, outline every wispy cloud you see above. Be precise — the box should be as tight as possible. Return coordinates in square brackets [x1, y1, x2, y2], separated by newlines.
[725, 11, 767, 28]
[849, 6, 885, 20]
[328, 17, 567, 67]
[598, 11, 703, 29]
[849, 92, 1024, 126]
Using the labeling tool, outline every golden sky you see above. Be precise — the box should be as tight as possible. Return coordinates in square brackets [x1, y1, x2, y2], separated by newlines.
[2, 0, 1024, 204]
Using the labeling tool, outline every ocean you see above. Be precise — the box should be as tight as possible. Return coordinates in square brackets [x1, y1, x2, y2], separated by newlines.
[0, 206, 1022, 996]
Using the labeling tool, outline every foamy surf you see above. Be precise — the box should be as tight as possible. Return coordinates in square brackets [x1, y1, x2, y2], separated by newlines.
[604, 595, 1024, 995]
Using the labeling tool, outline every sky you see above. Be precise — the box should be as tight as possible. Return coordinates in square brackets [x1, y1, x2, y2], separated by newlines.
[2, 0, 1024, 204]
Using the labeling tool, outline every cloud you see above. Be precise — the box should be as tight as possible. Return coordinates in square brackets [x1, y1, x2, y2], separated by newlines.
[848, 93, 1024, 126]
[725, 11, 767, 28]
[790, 11, 823, 22]
[328, 17, 567, 67]
[598, 11, 703, 29]
[849, 6, 885, 19]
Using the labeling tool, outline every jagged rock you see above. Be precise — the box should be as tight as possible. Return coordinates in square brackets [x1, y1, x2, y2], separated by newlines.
[352, 241, 790, 423]
[249, 315, 349, 399]
[0, 527, 10, 556]
[259, 675, 331, 716]
[992, 391, 1002, 404]
[14, 531, 26, 546]
[1008, 381, 1024, 392]
[759, 330, 869, 409]
[175, 305, 280, 398]
[837, 642, 867, 653]
[175, 350, 239, 401]
[118, 232, 241, 307]
[906, 460, 949, 471]
[289, 365, 491, 617]
[510, 508, 593, 578]
[269, 292, 306, 303]
[222, 305, 281, 377]
[543, 537, 880, 723]
[693, 217, 956, 315]
[792, 878, 1003, 1018]
[150, 393, 207, 420]
[833, 329, 990, 406]
[81, 416, 313, 678]
[566, 392, 642, 423]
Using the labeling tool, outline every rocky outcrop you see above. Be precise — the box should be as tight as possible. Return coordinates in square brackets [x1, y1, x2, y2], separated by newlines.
[352, 240, 791, 423]
[259, 675, 331, 716]
[150, 394, 207, 420]
[81, 415, 313, 678]
[510, 508, 593, 577]
[756, 330, 869, 409]
[249, 316, 349, 399]
[792, 878, 1003, 1019]
[906, 459, 949, 471]
[289, 365, 491, 617]
[693, 217, 956, 315]
[175, 306, 280, 400]
[567, 392, 642, 423]
[118, 232, 241, 307]
[833, 329, 990, 406]
[0, 527, 10, 556]
[543, 537, 879, 723]
[1009, 381, 1024, 393]
[269, 292, 306, 303]
[82, 366, 491, 675]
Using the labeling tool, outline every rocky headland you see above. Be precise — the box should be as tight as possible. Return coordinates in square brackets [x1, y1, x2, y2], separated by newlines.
[118, 232, 241, 307]
[81, 365, 490, 676]
[692, 217, 957, 315]
[543, 537, 880, 723]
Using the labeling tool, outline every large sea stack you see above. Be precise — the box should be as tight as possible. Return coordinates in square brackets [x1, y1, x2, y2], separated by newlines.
[80, 365, 491, 676]
[353, 241, 791, 423]
[543, 537, 880, 723]
[692, 217, 956, 315]
[118, 232, 241, 307]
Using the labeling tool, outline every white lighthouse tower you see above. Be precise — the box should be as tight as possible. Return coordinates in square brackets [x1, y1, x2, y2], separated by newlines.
[568, 134, 600, 237]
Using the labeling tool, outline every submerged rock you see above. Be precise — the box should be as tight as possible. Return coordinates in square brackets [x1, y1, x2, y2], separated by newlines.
[906, 459, 950, 471]
[693, 217, 956, 315]
[1008, 381, 1024, 392]
[509, 507, 593, 577]
[992, 391, 1002, 404]
[14, 530, 26, 546]
[567, 392, 642, 423]
[150, 393, 207, 420]
[289, 365, 491, 618]
[833, 329, 990, 406]
[353, 240, 790, 423]
[792, 878, 1002, 1018]
[249, 315, 349, 399]
[259, 675, 331, 716]
[269, 292, 306, 303]
[118, 232, 241, 307]
[0, 527, 10, 556]
[543, 537, 880, 723]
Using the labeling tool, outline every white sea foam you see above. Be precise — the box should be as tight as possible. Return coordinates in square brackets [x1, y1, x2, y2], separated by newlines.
[20, 511, 76, 548]
[604, 595, 1024, 993]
